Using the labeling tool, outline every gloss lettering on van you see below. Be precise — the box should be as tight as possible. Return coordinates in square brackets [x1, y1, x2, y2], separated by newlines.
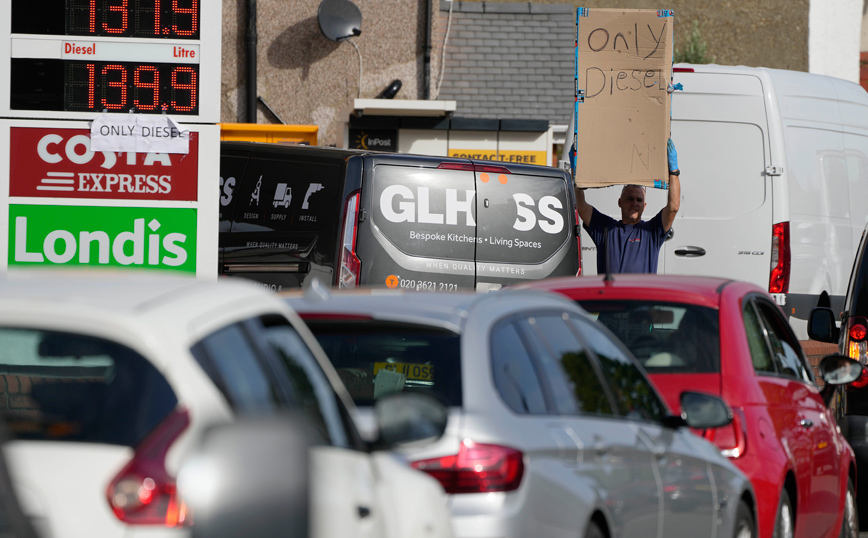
[513, 193, 565, 234]
[380, 186, 477, 226]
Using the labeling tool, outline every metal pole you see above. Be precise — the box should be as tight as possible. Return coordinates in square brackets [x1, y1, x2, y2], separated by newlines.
[246, 0, 258, 122]
[423, 0, 432, 99]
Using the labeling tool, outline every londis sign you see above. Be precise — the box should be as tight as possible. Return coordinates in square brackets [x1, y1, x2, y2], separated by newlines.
[9, 127, 199, 200]
[9, 205, 197, 273]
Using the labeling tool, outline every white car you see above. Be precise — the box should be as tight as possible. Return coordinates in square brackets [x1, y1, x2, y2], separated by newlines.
[0, 270, 452, 538]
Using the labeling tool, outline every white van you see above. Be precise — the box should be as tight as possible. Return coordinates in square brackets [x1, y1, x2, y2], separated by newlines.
[573, 64, 868, 339]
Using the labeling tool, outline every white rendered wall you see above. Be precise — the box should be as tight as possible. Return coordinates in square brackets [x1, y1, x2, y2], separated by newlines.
[809, 0, 862, 82]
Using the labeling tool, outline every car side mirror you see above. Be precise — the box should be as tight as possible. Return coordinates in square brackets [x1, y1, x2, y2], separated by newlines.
[374, 392, 448, 449]
[808, 307, 839, 343]
[678, 391, 733, 429]
[177, 414, 321, 538]
[819, 354, 863, 385]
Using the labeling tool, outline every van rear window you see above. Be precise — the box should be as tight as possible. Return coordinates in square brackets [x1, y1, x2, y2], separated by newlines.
[303, 320, 462, 407]
[0, 328, 177, 446]
[575, 300, 721, 374]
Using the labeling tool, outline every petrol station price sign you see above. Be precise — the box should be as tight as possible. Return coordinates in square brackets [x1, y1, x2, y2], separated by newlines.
[0, 118, 220, 274]
[0, 0, 220, 122]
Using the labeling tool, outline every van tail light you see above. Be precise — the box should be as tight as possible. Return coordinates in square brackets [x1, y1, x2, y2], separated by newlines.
[846, 316, 868, 366]
[410, 439, 524, 494]
[575, 207, 582, 276]
[338, 191, 361, 289]
[106, 408, 190, 526]
[769, 222, 791, 293]
[437, 163, 512, 174]
[702, 408, 747, 458]
[673, 67, 695, 72]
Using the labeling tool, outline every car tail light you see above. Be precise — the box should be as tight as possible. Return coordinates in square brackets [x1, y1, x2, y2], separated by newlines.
[702, 408, 747, 458]
[849, 365, 868, 389]
[107, 408, 190, 526]
[673, 67, 695, 73]
[574, 207, 582, 276]
[338, 191, 361, 289]
[410, 439, 524, 494]
[769, 222, 791, 293]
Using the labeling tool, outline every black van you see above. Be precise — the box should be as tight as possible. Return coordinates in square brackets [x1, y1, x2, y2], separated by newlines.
[219, 142, 581, 291]
[809, 221, 868, 525]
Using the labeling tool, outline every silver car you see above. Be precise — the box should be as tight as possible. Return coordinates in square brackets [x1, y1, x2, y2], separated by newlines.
[285, 286, 757, 538]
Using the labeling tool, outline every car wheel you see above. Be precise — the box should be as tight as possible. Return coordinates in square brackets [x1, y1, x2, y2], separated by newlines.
[773, 489, 794, 538]
[840, 477, 859, 538]
[584, 520, 604, 538]
[733, 499, 754, 538]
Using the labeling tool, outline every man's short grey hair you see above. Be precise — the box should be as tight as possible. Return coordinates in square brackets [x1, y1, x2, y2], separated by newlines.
[620, 184, 647, 196]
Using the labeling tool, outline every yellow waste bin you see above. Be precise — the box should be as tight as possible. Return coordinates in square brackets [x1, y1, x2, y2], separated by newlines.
[219, 123, 318, 145]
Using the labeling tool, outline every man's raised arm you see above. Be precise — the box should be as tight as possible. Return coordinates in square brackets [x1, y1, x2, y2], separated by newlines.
[574, 185, 594, 225]
[661, 138, 680, 233]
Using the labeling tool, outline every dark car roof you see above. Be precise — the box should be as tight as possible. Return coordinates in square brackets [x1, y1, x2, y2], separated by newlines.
[220, 141, 572, 177]
[514, 274, 766, 309]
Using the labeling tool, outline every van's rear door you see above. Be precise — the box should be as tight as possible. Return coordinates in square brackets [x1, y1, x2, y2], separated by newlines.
[475, 162, 579, 290]
[664, 71, 773, 284]
[358, 155, 477, 291]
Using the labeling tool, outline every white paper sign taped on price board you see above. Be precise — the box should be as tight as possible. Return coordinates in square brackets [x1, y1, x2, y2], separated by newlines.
[90, 115, 190, 154]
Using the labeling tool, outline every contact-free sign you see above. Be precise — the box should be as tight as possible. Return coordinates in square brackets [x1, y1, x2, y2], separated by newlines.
[9, 205, 197, 273]
[9, 127, 199, 201]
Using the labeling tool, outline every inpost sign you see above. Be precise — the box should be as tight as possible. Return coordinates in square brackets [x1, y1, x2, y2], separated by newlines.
[9, 205, 197, 272]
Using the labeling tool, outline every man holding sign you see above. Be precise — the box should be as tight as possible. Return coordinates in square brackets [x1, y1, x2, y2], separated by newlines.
[570, 7, 678, 273]
[575, 139, 680, 274]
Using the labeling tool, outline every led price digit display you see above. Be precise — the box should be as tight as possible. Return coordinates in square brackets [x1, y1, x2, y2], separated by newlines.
[11, 0, 200, 40]
[11, 59, 199, 115]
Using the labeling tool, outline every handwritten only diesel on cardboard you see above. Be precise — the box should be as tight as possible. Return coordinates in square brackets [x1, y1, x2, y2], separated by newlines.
[575, 9, 673, 188]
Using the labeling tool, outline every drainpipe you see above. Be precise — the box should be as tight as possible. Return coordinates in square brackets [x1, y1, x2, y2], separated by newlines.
[246, 0, 258, 122]
[423, 0, 431, 99]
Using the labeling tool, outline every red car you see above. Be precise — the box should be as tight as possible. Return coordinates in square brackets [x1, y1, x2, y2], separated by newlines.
[517, 274, 859, 538]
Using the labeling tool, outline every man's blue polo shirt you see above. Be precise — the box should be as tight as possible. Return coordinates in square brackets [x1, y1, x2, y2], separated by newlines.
[583, 207, 668, 274]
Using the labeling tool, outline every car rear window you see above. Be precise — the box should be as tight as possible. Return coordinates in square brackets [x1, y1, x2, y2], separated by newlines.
[303, 320, 462, 407]
[575, 300, 721, 374]
[0, 327, 177, 446]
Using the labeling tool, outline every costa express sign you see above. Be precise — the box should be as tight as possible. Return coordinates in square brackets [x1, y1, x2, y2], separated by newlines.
[9, 127, 198, 200]
[9, 205, 197, 273]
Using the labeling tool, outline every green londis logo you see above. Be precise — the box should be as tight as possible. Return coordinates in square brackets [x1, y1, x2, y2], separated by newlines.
[9, 205, 197, 273]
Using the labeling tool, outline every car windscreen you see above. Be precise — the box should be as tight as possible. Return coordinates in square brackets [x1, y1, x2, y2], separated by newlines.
[0, 327, 178, 446]
[303, 320, 462, 407]
[574, 300, 721, 374]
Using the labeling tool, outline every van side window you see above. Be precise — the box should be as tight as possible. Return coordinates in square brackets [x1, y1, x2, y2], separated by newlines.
[490, 320, 548, 415]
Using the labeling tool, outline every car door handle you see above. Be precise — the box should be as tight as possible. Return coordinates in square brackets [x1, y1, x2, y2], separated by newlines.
[357, 506, 371, 518]
[674, 246, 706, 257]
[800, 419, 814, 428]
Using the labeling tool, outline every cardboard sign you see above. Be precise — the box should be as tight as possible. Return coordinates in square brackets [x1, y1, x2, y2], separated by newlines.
[574, 8, 673, 188]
